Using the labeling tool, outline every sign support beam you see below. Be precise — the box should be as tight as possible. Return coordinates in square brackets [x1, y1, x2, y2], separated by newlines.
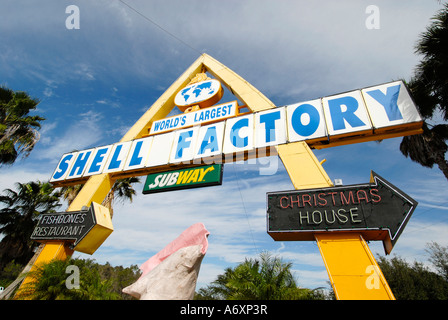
[276, 141, 395, 300]
[315, 233, 395, 300]
[276, 141, 334, 189]
[17, 53, 274, 297]
[14, 242, 73, 299]
[16, 173, 115, 297]
[17, 54, 410, 300]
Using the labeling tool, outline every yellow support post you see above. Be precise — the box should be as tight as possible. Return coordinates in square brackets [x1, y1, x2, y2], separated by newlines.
[276, 141, 334, 189]
[315, 233, 395, 300]
[16, 174, 116, 297]
[67, 174, 115, 211]
[276, 141, 395, 300]
[16, 53, 278, 299]
[14, 242, 73, 299]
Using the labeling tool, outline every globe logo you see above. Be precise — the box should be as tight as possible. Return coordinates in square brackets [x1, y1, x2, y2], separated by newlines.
[175, 79, 223, 110]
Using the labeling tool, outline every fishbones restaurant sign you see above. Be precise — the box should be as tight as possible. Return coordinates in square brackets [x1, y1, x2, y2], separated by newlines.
[50, 80, 421, 185]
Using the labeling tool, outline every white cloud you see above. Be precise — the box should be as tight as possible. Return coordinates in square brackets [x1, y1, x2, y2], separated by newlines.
[0, 168, 50, 193]
[74, 63, 95, 81]
[293, 269, 329, 289]
[43, 87, 54, 97]
[34, 110, 105, 161]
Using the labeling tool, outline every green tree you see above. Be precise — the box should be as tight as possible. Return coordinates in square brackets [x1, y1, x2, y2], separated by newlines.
[103, 177, 140, 218]
[400, 4, 448, 179]
[59, 177, 140, 218]
[17, 258, 119, 300]
[196, 252, 325, 300]
[0, 181, 61, 269]
[0, 86, 44, 166]
[377, 254, 448, 299]
[15, 258, 141, 300]
[59, 183, 83, 207]
[0, 260, 24, 289]
[426, 241, 448, 281]
[96, 262, 142, 300]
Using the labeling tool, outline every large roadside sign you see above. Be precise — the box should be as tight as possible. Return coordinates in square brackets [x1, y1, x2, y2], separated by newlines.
[49, 80, 422, 187]
[267, 171, 418, 254]
[32, 54, 424, 300]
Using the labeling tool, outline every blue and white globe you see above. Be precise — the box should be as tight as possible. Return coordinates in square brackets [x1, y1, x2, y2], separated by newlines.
[175, 79, 222, 108]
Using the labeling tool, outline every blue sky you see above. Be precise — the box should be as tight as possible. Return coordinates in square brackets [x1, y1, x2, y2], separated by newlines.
[1, 1, 447, 292]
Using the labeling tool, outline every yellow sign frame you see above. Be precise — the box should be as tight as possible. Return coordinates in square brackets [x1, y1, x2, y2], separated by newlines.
[19, 54, 419, 299]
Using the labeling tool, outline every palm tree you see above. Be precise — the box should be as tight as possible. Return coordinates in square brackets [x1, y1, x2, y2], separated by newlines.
[0, 86, 45, 166]
[197, 252, 324, 300]
[400, 4, 448, 179]
[0, 181, 61, 270]
[60, 177, 141, 218]
[59, 183, 84, 207]
[400, 122, 448, 180]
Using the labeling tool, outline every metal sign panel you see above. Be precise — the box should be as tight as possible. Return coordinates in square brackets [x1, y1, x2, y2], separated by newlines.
[286, 99, 328, 143]
[322, 90, 373, 138]
[142, 164, 223, 194]
[267, 171, 418, 254]
[50, 80, 422, 186]
[31, 205, 96, 247]
[150, 101, 237, 135]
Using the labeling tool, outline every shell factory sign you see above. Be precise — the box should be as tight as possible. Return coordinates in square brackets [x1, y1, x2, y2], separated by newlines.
[49, 79, 422, 186]
[38, 54, 425, 300]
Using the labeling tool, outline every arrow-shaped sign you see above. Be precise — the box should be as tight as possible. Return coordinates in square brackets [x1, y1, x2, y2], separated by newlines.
[31, 202, 113, 255]
[267, 171, 417, 254]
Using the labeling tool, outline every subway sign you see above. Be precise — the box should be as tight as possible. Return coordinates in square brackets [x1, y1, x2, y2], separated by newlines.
[143, 164, 223, 194]
[50, 80, 422, 185]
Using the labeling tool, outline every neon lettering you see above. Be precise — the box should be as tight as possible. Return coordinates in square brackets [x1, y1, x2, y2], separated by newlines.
[370, 189, 381, 203]
[280, 196, 290, 209]
[290, 196, 300, 207]
[340, 191, 356, 205]
[356, 190, 370, 203]
[302, 194, 312, 207]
